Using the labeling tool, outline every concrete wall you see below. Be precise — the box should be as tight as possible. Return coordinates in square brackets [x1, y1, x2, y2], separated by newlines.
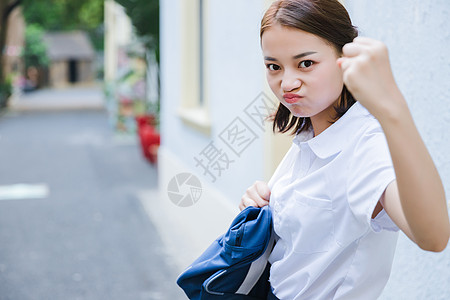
[158, 0, 277, 269]
[48, 60, 94, 87]
[161, 0, 268, 204]
[4, 7, 25, 78]
[78, 60, 94, 83]
[49, 61, 67, 87]
[158, 2, 450, 297]
[344, 1, 450, 299]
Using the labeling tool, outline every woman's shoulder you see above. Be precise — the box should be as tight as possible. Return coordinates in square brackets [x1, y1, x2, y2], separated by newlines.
[348, 117, 391, 165]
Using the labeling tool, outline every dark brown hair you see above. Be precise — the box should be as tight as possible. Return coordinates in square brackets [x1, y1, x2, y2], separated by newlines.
[261, 0, 358, 134]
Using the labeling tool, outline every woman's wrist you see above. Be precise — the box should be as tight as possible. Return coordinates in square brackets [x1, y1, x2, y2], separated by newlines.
[370, 88, 409, 127]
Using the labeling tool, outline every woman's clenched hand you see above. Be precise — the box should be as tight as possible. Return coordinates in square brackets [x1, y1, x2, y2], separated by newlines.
[337, 37, 403, 119]
[239, 181, 271, 211]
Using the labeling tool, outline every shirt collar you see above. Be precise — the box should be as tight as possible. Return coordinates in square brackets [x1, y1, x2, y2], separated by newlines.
[293, 102, 372, 159]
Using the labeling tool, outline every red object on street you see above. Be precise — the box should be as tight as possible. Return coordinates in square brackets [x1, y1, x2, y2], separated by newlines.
[136, 115, 160, 164]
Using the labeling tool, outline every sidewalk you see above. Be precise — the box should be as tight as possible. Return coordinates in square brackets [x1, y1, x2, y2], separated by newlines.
[8, 84, 105, 112]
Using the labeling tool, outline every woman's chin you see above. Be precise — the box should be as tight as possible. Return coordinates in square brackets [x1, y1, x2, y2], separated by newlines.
[290, 111, 309, 118]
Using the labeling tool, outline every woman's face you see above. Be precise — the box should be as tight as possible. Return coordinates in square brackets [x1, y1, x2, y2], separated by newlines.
[261, 24, 344, 134]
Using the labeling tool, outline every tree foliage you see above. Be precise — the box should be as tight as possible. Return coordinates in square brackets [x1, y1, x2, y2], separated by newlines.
[23, 24, 49, 68]
[0, 0, 104, 99]
[22, 0, 104, 31]
[114, 0, 159, 58]
[21, 0, 104, 51]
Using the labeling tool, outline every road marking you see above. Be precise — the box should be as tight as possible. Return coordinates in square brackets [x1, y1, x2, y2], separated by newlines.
[0, 184, 49, 201]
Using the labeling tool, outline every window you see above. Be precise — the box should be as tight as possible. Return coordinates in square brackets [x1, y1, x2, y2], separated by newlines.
[178, 0, 211, 135]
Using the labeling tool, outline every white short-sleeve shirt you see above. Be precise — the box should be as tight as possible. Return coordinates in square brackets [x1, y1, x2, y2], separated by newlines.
[268, 102, 399, 300]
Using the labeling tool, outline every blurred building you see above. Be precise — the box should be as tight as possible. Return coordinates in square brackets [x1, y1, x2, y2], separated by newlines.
[3, 6, 25, 83]
[43, 31, 95, 87]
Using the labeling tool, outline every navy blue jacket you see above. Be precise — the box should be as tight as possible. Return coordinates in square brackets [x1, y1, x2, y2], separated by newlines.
[177, 205, 274, 299]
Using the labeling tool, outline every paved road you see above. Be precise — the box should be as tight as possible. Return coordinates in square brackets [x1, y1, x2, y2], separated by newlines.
[0, 107, 185, 299]
[8, 86, 104, 111]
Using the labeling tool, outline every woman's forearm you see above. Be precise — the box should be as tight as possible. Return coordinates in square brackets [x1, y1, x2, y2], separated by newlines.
[339, 37, 450, 250]
[377, 94, 450, 250]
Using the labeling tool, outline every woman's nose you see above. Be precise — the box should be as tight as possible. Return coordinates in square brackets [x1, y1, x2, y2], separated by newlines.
[281, 75, 302, 92]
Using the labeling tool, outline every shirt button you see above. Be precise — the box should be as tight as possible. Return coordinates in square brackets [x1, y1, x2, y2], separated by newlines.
[271, 203, 277, 212]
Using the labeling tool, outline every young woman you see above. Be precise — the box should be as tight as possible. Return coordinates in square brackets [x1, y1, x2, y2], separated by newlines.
[239, 0, 450, 299]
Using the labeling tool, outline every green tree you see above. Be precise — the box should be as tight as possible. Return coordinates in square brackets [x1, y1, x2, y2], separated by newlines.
[23, 24, 49, 69]
[1, 0, 104, 85]
[112, 0, 160, 119]
[22, 0, 104, 31]
[0, 0, 105, 107]
[114, 0, 159, 61]
[21, 0, 104, 51]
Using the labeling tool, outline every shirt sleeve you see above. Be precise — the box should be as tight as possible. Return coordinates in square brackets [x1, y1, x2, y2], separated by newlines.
[346, 124, 399, 233]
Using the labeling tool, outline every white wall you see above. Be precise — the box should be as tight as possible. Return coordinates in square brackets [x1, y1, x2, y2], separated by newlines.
[344, 1, 450, 299]
[158, 0, 271, 268]
[160, 0, 269, 206]
[159, 3, 450, 297]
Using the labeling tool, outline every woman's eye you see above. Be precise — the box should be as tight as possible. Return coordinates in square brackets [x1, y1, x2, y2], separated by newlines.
[299, 60, 314, 68]
[266, 64, 281, 71]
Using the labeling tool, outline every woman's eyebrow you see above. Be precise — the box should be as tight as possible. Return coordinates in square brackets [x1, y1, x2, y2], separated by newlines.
[293, 51, 317, 59]
[264, 51, 317, 61]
